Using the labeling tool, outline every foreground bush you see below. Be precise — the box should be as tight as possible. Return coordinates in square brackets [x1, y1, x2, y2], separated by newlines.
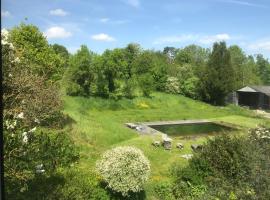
[96, 146, 150, 196]
[2, 27, 79, 199]
[171, 127, 270, 200]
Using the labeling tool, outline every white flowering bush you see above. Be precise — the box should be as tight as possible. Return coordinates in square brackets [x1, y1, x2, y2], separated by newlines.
[96, 146, 151, 196]
[2, 27, 79, 198]
[165, 77, 180, 94]
[249, 126, 270, 140]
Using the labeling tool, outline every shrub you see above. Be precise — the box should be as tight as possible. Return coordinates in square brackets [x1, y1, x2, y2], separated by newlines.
[172, 127, 270, 200]
[2, 27, 79, 199]
[138, 73, 154, 97]
[96, 146, 151, 196]
[122, 79, 136, 99]
[165, 77, 180, 94]
[58, 170, 109, 200]
[4, 116, 79, 197]
[154, 181, 175, 200]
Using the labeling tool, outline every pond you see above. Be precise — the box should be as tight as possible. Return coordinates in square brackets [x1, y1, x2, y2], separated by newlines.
[149, 122, 235, 137]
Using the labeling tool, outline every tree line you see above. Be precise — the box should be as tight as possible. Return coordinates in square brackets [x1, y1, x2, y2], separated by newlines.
[62, 40, 270, 105]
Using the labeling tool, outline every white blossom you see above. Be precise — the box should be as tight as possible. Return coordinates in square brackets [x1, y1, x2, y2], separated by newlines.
[17, 112, 24, 119]
[14, 57, 20, 63]
[36, 169, 45, 174]
[29, 127, 36, 133]
[96, 146, 150, 196]
[34, 118, 40, 124]
[1, 29, 9, 37]
[9, 43, 14, 49]
[36, 164, 43, 170]
[22, 132, 28, 143]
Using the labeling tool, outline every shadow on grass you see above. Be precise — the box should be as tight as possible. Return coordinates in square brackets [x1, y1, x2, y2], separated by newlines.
[100, 181, 146, 200]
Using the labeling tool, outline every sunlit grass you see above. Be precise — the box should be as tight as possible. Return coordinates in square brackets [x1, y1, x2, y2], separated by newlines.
[62, 92, 267, 199]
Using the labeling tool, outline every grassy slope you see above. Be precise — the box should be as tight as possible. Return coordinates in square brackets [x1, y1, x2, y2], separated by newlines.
[63, 92, 268, 199]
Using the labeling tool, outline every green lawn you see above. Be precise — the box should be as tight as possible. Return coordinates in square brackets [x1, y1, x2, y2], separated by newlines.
[63, 92, 268, 199]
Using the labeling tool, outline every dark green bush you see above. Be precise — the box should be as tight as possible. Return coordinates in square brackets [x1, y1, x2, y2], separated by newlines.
[154, 181, 175, 200]
[58, 170, 109, 200]
[172, 127, 270, 200]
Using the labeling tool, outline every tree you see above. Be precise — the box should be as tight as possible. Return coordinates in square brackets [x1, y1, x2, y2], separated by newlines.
[200, 41, 234, 105]
[228, 45, 246, 89]
[256, 54, 270, 85]
[2, 28, 78, 198]
[66, 45, 95, 96]
[151, 51, 168, 91]
[123, 43, 141, 79]
[163, 46, 177, 63]
[101, 49, 127, 94]
[9, 23, 65, 81]
[51, 43, 70, 67]
[133, 50, 156, 96]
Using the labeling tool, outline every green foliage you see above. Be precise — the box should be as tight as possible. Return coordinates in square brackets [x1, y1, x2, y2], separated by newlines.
[151, 51, 168, 91]
[172, 127, 270, 200]
[51, 43, 70, 67]
[122, 78, 136, 99]
[165, 77, 180, 94]
[176, 64, 200, 99]
[138, 73, 154, 97]
[102, 49, 128, 93]
[96, 146, 151, 196]
[154, 181, 175, 200]
[9, 23, 65, 81]
[4, 117, 79, 197]
[229, 45, 262, 89]
[66, 45, 95, 96]
[256, 54, 270, 85]
[58, 170, 109, 200]
[199, 41, 234, 105]
[2, 27, 79, 199]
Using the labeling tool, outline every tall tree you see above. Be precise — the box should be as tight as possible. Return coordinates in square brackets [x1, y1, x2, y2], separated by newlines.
[124, 43, 141, 79]
[51, 43, 70, 66]
[228, 45, 246, 89]
[200, 41, 234, 105]
[256, 54, 270, 85]
[66, 45, 95, 96]
[102, 48, 127, 93]
[9, 23, 64, 81]
[163, 46, 177, 63]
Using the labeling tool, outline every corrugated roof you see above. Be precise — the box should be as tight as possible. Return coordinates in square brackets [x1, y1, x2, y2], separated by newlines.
[250, 86, 270, 96]
[237, 85, 270, 96]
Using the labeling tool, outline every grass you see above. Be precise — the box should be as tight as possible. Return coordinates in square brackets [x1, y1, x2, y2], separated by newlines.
[62, 92, 268, 199]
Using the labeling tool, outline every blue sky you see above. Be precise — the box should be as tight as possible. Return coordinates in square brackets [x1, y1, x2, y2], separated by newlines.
[2, 0, 270, 57]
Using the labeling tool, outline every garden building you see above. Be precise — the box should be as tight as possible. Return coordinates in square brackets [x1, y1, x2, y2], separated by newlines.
[231, 86, 270, 110]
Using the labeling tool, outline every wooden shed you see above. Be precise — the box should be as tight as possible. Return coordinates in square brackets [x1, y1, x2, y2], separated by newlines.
[236, 86, 270, 110]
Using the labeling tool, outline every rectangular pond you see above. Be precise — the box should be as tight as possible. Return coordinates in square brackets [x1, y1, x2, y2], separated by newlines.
[149, 122, 235, 137]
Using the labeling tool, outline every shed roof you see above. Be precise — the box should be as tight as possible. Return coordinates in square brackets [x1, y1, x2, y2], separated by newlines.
[237, 85, 270, 96]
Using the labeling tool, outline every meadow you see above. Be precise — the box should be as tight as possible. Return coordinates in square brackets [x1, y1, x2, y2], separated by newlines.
[63, 92, 268, 198]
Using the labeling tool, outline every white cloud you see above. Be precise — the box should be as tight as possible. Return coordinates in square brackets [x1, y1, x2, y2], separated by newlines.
[99, 18, 130, 25]
[1, 10, 11, 17]
[49, 9, 68, 16]
[153, 34, 199, 45]
[248, 40, 270, 51]
[124, 0, 140, 8]
[218, 0, 267, 8]
[199, 34, 231, 44]
[44, 26, 72, 39]
[100, 18, 110, 23]
[154, 33, 231, 45]
[67, 46, 80, 54]
[91, 33, 115, 42]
